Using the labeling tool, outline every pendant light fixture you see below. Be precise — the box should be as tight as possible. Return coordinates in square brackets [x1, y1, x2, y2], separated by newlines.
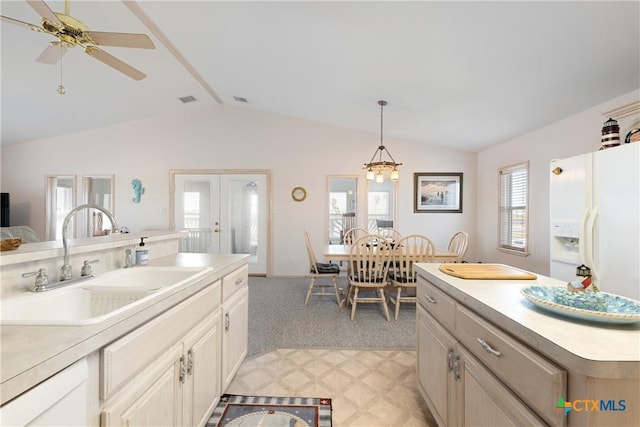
[363, 100, 402, 182]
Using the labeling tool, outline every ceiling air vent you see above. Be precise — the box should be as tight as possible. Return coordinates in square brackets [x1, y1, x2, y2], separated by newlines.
[178, 95, 197, 104]
[233, 96, 249, 103]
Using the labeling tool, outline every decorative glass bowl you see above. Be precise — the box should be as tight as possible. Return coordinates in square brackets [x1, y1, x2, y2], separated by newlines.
[521, 285, 640, 324]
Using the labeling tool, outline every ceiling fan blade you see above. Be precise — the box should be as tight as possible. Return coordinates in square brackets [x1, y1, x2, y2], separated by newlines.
[84, 31, 155, 49]
[1, 14, 43, 30]
[85, 46, 147, 81]
[26, 0, 61, 25]
[35, 43, 69, 64]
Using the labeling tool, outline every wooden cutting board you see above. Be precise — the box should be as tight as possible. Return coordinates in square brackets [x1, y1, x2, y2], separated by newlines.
[439, 263, 537, 280]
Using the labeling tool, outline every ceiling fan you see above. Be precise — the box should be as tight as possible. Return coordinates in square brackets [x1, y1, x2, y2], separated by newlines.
[1, 0, 155, 81]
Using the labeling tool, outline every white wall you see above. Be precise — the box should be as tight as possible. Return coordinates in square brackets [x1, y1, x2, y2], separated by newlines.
[476, 89, 639, 275]
[1, 104, 477, 275]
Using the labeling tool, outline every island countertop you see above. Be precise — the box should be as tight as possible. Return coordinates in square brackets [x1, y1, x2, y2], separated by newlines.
[414, 263, 640, 379]
[0, 253, 248, 405]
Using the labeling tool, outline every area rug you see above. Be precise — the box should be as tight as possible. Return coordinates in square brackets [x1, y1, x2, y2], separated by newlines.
[207, 394, 332, 427]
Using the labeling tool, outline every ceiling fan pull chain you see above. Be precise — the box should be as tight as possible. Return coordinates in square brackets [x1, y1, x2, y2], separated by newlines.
[57, 48, 66, 95]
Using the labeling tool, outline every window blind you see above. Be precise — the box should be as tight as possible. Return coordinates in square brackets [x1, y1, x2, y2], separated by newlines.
[498, 162, 528, 253]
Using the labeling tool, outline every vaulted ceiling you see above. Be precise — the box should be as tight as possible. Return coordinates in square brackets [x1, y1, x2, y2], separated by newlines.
[2, 1, 638, 151]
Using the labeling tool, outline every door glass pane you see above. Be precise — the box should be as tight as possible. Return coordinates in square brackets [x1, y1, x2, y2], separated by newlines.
[328, 177, 357, 244]
[184, 192, 201, 228]
[226, 179, 259, 261]
[175, 177, 214, 253]
[367, 180, 395, 233]
[219, 174, 268, 274]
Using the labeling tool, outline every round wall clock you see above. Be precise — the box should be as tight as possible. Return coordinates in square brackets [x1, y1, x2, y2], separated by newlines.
[291, 187, 307, 202]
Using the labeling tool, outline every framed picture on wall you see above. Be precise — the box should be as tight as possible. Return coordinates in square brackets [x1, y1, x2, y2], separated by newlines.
[414, 172, 463, 213]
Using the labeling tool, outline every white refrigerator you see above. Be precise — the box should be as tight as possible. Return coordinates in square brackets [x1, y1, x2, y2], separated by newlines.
[549, 142, 640, 300]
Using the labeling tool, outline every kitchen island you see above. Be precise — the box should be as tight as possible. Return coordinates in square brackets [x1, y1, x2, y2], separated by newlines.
[415, 263, 639, 427]
[1, 252, 248, 426]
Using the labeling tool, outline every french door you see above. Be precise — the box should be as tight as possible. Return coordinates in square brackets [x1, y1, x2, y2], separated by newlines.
[171, 171, 269, 275]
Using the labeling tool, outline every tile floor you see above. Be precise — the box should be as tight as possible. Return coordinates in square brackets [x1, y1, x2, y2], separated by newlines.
[226, 348, 437, 427]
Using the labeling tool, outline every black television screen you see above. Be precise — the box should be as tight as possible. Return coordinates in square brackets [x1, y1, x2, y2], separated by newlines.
[1, 193, 9, 227]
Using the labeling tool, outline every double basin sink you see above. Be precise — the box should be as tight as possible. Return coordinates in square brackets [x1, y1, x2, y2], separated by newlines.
[1, 266, 213, 326]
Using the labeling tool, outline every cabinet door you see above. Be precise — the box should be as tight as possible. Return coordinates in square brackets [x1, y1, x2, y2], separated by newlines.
[458, 346, 545, 426]
[101, 351, 182, 427]
[222, 286, 248, 390]
[183, 312, 222, 427]
[417, 305, 457, 427]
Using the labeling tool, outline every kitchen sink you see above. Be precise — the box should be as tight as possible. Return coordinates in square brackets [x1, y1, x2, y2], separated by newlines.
[1, 266, 212, 326]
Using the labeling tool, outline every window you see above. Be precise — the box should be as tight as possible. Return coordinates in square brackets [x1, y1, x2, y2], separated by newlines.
[45, 175, 76, 240]
[498, 162, 529, 254]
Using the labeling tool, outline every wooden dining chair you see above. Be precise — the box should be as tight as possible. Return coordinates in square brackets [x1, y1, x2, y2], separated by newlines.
[447, 231, 470, 263]
[388, 234, 435, 320]
[304, 231, 341, 306]
[378, 227, 402, 241]
[342, 227, 369, 244]
[340, 212, 357, 243]
[346, 235, 392, 321]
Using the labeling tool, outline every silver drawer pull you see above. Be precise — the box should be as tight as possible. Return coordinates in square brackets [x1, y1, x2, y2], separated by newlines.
[235, 277, 244, 285]
[424, 295, 436, 304]
[476, 338, 502, 357]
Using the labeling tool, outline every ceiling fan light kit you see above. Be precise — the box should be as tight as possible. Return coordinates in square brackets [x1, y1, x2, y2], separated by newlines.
[1, 0, 156, 91]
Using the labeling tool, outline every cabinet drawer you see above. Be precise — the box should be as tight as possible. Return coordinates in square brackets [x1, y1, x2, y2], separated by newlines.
[101, 284, 219, 399]
[416, 275, 456, 331]
[456, 305, 566, 426]
[222, 265, 248, 302]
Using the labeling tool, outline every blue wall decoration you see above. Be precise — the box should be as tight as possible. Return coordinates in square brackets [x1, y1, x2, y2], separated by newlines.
[131, 179, 145, 203]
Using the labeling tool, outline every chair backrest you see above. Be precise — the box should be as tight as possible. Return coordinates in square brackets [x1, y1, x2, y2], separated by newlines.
[342, 212, 357, 230]
[340, 212, 357, 243]
[391, 234, 435, 282]
[376, 219, 394, 229]
[304, 231, 319, 270]
[343, 227, 369, 244]
[447, 231, 469, 263]
[349, 235, 392, 283]
[378, 227, 402, 241]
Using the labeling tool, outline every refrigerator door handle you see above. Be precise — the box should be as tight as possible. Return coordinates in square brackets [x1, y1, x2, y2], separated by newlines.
[579, 207, 591, 265]
[586, 206, 600, 282]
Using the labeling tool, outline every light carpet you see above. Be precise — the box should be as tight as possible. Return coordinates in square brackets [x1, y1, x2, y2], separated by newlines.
[247, 276, 416, 357]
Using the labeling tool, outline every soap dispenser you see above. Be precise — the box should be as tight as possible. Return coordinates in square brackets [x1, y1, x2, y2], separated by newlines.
[135, 237, 149, 265]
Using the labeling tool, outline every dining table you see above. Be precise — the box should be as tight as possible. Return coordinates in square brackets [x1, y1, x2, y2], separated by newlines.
[322, 244, 460, 263]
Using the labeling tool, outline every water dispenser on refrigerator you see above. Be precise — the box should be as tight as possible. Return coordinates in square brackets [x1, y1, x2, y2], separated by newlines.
[550, 221, 580, 265]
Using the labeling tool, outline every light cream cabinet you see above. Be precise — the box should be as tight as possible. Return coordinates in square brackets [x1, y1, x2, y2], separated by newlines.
[418, 306, 548, 426]
[416, 275, 566, 426]
[417, 305, 457, 426]
[221, 265, 249, 390]
[100, 282, 222, 427]
[182, 312, 221, 427]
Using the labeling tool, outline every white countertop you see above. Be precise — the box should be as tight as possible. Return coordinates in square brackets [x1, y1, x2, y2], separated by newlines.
[415, 263, 640, 379]
[0, 253, 249, 405]
[0, 230, 184, 267]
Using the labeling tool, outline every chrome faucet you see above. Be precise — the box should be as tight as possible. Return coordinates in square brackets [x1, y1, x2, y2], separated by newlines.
[60, 204, 119, 281]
